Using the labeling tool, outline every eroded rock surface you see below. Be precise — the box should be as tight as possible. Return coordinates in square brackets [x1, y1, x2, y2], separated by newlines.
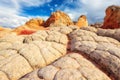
[20, 53, 110, 80]
[70, 28, 120, 79]
[1, 25, 120, 80]
[0, 30, 68, 80]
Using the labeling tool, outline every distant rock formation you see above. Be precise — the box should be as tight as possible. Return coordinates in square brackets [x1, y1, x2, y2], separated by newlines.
[25, 18, 44, 29]
[0, 26, 5, 31]
[102, 5, 120, 29]
[90, 22, 103, 28]
[75, 15, 88, 28]
[13, 18, 46, 34]
[0, 26, 11, 31]
[44, 11, 73, 27]
[10, 11, 90, 35]
[0, 26, 13, 37]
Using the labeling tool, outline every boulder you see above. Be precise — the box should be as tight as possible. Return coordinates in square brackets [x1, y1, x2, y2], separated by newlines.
[75, 15, 88, 28]
[102, 5, 120, 29]
[44, 11, 73, 27]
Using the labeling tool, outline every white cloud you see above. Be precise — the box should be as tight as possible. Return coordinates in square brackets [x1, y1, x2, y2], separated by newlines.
[0, 0, 51, 28]
[0, 0, 120, 28]
[63, 8, 87, 21]
[79, 0, 120, 23]
[58, 0, 120, 23]
[0, 14, 29, 28]
[18, 0, 52, 7]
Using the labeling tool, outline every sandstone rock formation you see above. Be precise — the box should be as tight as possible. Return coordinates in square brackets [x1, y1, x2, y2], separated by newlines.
[70, 28, 120, 79]
[20, 53, 110, 80]
[102, 5, 120, 29]
[1, 25, 120, 80]
[75, 15, 88, 28]
[13, 18, 45, 34]
[0, 26, 5, 31]
[0, 30, 68, 80]
[90, 22, 103, 28]
[26, 18, 44, 28]
[1, 6, 120, 80]
[0, 26, 13, 38]
[44, 11, 73, 27]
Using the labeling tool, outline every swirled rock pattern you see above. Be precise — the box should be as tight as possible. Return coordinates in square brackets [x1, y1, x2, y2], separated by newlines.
[20, 53, 110, 80]
[70, 28, 120, 79]
[0, 30, 68, 80]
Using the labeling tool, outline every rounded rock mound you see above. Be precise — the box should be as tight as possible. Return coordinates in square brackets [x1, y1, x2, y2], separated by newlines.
[0, 30, 68, 80]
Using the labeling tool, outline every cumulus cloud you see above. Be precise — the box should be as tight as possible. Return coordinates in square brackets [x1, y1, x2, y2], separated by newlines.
[58, 0, 120, 23]
[0, 0, 120, 28]
[0, 0, 51, 28]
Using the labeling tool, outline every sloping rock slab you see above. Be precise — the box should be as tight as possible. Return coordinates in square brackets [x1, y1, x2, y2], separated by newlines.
[20, 53, 110, 80]
[69, 29, 120, 79]
[0, 30, 68, 80]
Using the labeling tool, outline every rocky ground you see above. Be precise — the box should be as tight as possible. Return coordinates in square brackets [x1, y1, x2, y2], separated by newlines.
[0, 5, 120, 80]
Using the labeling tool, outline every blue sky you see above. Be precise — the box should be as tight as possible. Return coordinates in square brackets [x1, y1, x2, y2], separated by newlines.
[0, 0, 120, 28]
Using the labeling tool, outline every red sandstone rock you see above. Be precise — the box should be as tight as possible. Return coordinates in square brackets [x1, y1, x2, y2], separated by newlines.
[102, 5, 120, 29]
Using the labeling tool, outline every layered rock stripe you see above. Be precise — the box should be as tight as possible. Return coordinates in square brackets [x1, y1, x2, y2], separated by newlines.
[0, 30, 68, 80]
